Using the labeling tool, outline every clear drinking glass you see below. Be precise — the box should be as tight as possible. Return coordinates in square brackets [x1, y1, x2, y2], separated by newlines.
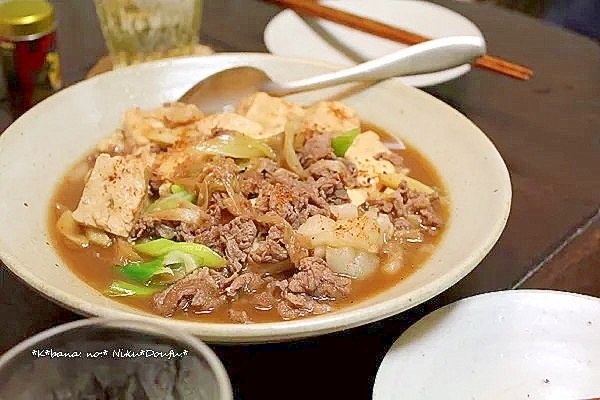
[93, 0, 204, 67]
[0, 318, 233, 400]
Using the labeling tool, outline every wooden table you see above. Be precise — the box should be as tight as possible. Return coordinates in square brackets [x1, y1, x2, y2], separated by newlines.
[0, 1, 598, 398]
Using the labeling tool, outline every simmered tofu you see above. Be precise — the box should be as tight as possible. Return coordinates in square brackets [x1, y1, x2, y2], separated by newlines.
[72, 154, 150, 237]
[152, 145, 193, 183]
[344, 130, 395, 188]
[193, 112, 264, 139]
[122, 103, 205, 146]
[299, 101, 360, 137]
[236, 92, 305, 138]
[147, 102, 205, 125]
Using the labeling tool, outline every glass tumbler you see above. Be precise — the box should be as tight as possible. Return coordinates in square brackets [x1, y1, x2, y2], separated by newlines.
[0, 318, 233, 399]
[93, 0, 204, 68]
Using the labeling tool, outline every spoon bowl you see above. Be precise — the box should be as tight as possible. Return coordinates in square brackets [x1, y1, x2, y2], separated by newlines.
[179, 36, 486, 113]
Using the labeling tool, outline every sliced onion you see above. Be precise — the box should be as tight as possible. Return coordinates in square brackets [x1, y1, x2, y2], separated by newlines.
[220, 194, 255, 219]
[56, 210, 89, 247]
[377, 213, 394, 241]
[298, 214, 383, 253]
[145, 192, 195, 214]
[346, 188, 369, 207]
[196, 181, 209, 210]
[330, 216, 382, 252]
[330, 204, 358, 220]
[363, 209, 379, 220]
[284, 226, 310, 265]
[282, 119, 307, 178]
[193, 130, 276, 159]
[326, 247, 379, 279]
[146, 203, 205, 224]
[222, 177, 243, 215]
[114, 238, 143, 264]
[296, 215, 336, 247]
[380, 241, 404, 274]
[313, 246, 326, 259]
[85, 227, 112, 247]
[263, 132, 284, 153]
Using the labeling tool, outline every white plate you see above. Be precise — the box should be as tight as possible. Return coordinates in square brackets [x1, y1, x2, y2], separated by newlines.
[373, 290, 600, 399]
[264, 0, 484, 87]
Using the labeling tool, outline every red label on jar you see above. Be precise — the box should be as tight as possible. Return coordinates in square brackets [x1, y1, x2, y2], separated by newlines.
[0, 31, 62, 118]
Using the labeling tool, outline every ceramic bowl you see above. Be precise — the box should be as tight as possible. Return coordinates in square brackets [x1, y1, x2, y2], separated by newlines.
[0, 54, 511, 343]
[0, 318, 233, 399]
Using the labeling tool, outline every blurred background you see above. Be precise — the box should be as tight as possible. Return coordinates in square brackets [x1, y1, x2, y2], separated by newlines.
[474, 0, 599, 40]
[0, 0, 595, 41]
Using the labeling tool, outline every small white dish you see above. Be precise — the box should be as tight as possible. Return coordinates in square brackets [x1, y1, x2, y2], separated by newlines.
[373, 290, 600, 400]
[264, 0, 484, 87]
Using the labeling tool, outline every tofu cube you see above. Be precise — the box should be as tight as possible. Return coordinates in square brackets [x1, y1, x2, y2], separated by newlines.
[193, 112, 264, 139]
[344, 130, 395, 188]
[299, 101, 360, 137]
[236, 92, 305, 138]
[72, 154, 150, 237]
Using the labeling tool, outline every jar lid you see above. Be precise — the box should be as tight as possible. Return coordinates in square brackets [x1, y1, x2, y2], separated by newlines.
[0, 0, 55, 39]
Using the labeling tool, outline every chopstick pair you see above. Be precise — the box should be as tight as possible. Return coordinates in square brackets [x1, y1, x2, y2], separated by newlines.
[263, 0, 533, 80]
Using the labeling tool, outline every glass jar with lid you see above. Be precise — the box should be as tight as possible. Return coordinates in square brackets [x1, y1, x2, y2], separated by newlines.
[0, 0, 62, 118]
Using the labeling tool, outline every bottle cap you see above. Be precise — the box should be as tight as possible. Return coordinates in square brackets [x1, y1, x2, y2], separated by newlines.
[0, 0, 55, 40]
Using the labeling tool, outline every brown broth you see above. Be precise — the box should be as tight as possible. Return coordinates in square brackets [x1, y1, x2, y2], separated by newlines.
[48, 125, 448, 323]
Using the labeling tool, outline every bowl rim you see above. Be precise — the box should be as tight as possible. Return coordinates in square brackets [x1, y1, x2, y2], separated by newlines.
[0, 317, 234, 399]
[0, 53, 512, 343]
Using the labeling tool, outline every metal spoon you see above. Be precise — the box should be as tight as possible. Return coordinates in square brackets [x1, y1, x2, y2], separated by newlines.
[179, 36, 486, 113]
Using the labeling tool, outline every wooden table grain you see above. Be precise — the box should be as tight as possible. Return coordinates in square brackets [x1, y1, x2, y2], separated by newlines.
[0, 1, 598, 399]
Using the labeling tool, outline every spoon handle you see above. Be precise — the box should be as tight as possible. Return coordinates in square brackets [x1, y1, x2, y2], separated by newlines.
[261, 36, 486, 95]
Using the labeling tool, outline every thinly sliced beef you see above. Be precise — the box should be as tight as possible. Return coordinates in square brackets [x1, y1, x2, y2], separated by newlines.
[367, 181, 442, 229]
[228, 309, 252, 324]
[220, 218, 258, 273]
[307, 159, 356, 186]
[226, 272, 264, 297]
[130, 217, 174, 240]
[153, 268, 226, 316]
[405, 191, 442, 227]
[249, 291, 275, 311]
[244, 159, 330, 221]
[298, 132, 335, 167]
[276, 294, 331, 321]
[306, 159, 358, 204]
[288, 257, 351, 299]
[252, 179, 330, 228]
[282, 292, 331, 314]
[180, 223, 224, 253]
[248, 224, 288, 263]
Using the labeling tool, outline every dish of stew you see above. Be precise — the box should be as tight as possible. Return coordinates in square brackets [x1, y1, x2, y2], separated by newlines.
[49, 92, 447, 323]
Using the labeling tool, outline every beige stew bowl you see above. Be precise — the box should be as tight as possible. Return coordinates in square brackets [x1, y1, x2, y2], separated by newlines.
[0, 54, 511, 343]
